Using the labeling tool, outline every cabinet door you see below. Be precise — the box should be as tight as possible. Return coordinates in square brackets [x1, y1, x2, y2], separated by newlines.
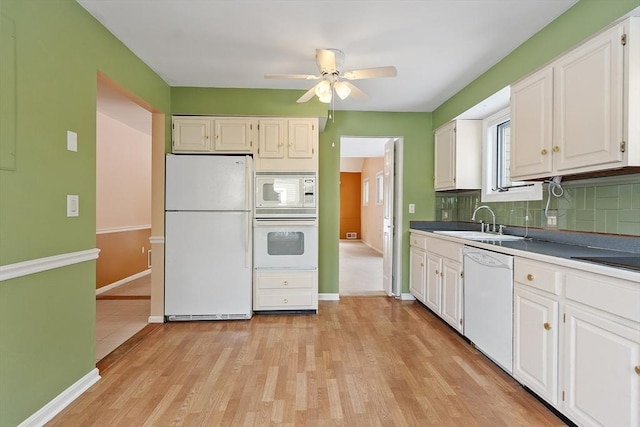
[434, 121, 456, 190]
[425, 253, 442, 313]
[513, 286, 559, 407]
[172, 117, 212, 152]
[409, 247, 427, 302]
[440, 259, 463, 332]
[510, 67, 554, 180]
[287, 119, 315, 159]
[554, 23, 625, 173]
[563, 303, 640, 427]
[214, 118, 255, 152]
[258, 119, 286, 158]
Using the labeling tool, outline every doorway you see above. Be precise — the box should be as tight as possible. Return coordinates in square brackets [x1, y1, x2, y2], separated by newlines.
[94, 77, 153, 361]
[338, 136, 402, 297]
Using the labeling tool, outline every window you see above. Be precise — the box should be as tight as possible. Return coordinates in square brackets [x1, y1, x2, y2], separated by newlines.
[375, 172, 383, 205]
[482, 107, 541, 202]
[362, 178, 369, 206]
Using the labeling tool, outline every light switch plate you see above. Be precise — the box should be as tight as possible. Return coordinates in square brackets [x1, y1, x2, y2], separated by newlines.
[67, 195, 79, 217]
[409, 203, 415, 214]
[67, 131, 77, 152]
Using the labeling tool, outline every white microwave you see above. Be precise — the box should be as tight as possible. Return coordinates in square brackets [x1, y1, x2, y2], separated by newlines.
[255, 172, 317, 218]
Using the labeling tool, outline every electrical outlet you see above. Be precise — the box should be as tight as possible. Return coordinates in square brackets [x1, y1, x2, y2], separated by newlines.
[546, 209, 558, 228]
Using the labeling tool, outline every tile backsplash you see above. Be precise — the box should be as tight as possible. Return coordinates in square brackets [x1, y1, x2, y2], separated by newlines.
[435, 174, 640, 236]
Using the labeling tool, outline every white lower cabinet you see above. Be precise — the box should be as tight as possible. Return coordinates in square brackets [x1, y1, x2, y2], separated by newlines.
[253, 270, 318, 311]
[512, 257, 640, 426]
[513, 285, 559, 407]
[409, 232, 463, 333]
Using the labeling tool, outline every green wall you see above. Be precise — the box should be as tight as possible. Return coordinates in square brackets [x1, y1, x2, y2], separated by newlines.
[0, 1, 170, 425]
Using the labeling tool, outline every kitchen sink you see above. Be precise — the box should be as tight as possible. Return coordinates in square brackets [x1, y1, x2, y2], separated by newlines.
[432, 230, 524, 241]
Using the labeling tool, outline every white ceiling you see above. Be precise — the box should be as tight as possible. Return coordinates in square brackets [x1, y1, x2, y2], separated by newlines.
[78, 0, 578, 113]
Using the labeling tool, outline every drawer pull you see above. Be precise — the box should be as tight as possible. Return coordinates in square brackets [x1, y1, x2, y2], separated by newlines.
[283, 298, 288, 304]
[635, 366, 640, 375]
[283, 281, 288, 286]
[544, 322, 551, 331]
[526, 274, 534, 281]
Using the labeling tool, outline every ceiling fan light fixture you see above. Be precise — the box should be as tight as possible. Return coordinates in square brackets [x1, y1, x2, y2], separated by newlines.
[318, 91, 332, 103]
[334, 81, 351, 100]
[315, 80, 331, 97]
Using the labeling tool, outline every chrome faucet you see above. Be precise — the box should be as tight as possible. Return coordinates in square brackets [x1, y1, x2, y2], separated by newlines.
[472, 205, 496, 233]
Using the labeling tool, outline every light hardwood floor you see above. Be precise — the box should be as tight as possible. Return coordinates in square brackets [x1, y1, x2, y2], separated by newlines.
[50, 297, 565, 426]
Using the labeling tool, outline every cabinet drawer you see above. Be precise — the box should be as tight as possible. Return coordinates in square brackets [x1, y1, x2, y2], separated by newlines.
[427, 237, 462, 262]
[514, 258, 561, 295]
[410, 233, 428, 250]
[565, 270, 640, 322]
[256, 273, 314, 290]
[255, 291, 314, 309]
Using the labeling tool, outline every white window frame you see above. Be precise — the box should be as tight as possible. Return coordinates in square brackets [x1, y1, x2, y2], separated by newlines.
[362, 178, 369, 206]
[481, 107, 542, 202]
[375, 172, 383, 205]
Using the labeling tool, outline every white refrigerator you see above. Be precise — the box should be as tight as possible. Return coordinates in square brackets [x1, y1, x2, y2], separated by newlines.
[165, 154, 252, 320]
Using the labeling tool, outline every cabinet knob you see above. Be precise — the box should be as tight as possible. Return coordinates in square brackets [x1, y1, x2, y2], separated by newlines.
[279, 142, 283, 147]
[553, 146, 560, 153]
[289, 142, 293, 147]
[435, 270, 439, 275]
[635, 366, 640, 375]
[420, 262, 424, 267]
[216, 135, 219, 139]
[283, 281, 288, 286]
[440, 271, 444, 277]
[283, 298, 288, 304]
[541, 149, 548, 155]
[527, 274, 534, 281]
[544, 322, 551, 330]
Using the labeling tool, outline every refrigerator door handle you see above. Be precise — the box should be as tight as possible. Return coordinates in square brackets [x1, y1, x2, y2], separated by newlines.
[245, 156, 251, 212]
[245, 213, 251, 268]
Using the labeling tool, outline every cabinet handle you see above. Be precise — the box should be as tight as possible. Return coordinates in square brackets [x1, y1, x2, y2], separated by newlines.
[553, 146, 560, 153]
[440, 271, 444, 277]
[283, 298, 288, 304]
[283, 281, 288, 286]
[544, 322, 551, 330]
[541, 149, 548, 155]
[527, 274, 534, 281]
[635, 366, 640, 375]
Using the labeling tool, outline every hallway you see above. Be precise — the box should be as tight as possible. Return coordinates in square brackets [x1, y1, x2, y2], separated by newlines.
[339, 240, 385, 296]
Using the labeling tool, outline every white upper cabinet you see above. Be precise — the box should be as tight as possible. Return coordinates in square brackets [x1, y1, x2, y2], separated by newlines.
[434, 120, 481, 190]
[213, 118, 256, 152]
[172, 117, 212, 152]
[255, 117, 318, 171]
[173, 116, 255, 154]
[511, 17, 639, 180]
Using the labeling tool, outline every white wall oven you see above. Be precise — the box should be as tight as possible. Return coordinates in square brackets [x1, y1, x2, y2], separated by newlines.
[253, 219, 318, 270]
[255, 172, 317, 218]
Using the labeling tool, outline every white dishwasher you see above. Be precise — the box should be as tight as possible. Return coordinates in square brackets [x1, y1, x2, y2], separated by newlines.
[463, 246, 514, 374]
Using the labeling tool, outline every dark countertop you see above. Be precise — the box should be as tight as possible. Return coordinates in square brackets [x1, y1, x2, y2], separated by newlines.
[410, 221, 640, 273]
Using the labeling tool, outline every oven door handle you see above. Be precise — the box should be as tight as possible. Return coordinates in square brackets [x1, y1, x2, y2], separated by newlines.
[254, 219, 318, 227]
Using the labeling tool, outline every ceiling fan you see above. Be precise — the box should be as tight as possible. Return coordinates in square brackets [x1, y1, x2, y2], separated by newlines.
[265, 48, 397, 104]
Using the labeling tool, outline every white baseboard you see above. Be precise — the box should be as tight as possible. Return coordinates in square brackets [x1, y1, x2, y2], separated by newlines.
[96, 269, 151, 295]
[401, 293, 416, 301]
[318, 293, 340, 301]
[361, 240, 383, 255]
[148, 316, 164, 323]
[18, 368, 100, 427]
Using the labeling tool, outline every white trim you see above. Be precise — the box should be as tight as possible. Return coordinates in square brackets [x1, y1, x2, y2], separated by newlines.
[95, 269, 151, 295]
[96, 224, 151, 234]
[18, 368, 100, 427]
[393, 138, 404, 298]
[148, 316, 164, 323]
[149, 236, 165, 245]
[400, 293, 416, 301]
[0, 249, 100, 282]
[318, 293, 340, 301]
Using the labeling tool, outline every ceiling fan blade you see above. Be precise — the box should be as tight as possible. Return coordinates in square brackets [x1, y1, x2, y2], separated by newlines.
[296, 85, 319, 103]
[341, 81, 369, 101]
[316, 48, 339, 73]
[265, 73, 320, 80]
[342, 66, 397, 80]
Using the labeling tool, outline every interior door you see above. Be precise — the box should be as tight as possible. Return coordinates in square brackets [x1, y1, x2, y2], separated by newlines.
[382, 138, 395, 296]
